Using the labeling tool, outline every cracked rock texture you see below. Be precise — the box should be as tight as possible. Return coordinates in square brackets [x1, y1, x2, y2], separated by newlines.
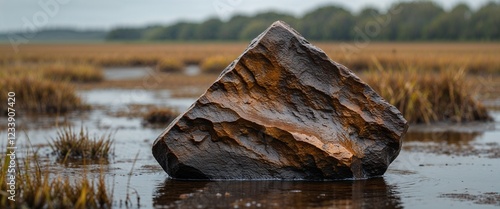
[152, 21, 408, 180]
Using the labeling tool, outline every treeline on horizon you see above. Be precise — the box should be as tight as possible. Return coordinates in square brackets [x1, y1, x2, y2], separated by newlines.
[107, 1, 500, 42]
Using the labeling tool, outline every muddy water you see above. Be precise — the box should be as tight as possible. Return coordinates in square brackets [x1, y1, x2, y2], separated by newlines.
[1, 88, 499, 208]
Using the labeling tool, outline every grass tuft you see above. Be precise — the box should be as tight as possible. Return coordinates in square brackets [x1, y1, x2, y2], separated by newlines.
[364, 64, 491, 124]
[0, 148, 113, 209]
[42, 63, 104, 83]
[157, 58, 184, 73]
[0, 74, 89, 115]
[143, 108, 178, 125]
[200, 56, 234, 74]
[49, 126, 114, 160]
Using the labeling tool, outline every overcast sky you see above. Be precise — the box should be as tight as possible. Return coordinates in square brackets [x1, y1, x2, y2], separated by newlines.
[0, 0, 496, 33]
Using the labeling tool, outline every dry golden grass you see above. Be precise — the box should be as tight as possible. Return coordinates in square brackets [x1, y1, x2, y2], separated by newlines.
[319, 42, 500, 74]
[0, 73, 88, 115]
[156, 58, 184, 73]
[0, 43, 245, 67]
[362, 63, 490, 123]
[0, 63, 98, 115]
[49, 127, 114, 160]
[200, 55, 235, 74]
[1, 42, 499, 74]
[143, 108, 178, 125]
[0, 148, 113, 209]
[42, 63, 104, 83]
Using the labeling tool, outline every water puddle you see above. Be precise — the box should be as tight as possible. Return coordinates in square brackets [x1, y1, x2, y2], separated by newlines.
[185, 65, 201, 76]
[103, 65, 201, 80]
[104, 66, 153, 80]
[78, 89, 196, 113]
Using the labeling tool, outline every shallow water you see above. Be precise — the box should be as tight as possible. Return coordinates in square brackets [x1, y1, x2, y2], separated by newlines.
[104, 66, 153, 80]
[103, 65, 201, 80]
[79, 89, 196, 113]
[1, 87, 499, 208]
[185, 65, 201, 76]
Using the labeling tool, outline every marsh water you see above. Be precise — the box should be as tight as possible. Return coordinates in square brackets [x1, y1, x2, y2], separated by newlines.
[2, 69, 499, 208]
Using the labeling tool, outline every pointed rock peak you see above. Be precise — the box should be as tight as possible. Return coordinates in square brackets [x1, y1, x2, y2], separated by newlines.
[263, 20, 301, 37]
[271, 20, 290, 28]
[248, 20, 308, 50]
[253, 21, 296, 38]
[153, 21, 408, 180]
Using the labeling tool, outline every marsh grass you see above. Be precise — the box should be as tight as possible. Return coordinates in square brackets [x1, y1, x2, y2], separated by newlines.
[1, 43, 499, 74]
[327, 42, 500, 74]
[125, 152, 141, 208]
[363, 61, 491, 124]
[0, 74, 89, 115]
[157, 58, 184, 73]
[341, 55, 500, 74]
[0, 147, 113, 209]
[49, 127, 114, 160]
[143, 108, 178, 125]
[200, 56, 234, 74]
[42, 63, 104, 83]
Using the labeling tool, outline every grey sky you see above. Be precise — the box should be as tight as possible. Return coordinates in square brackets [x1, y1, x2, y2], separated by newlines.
[0, 0, 496, 33]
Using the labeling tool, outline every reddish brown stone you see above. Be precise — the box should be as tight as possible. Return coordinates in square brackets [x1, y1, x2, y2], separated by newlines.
[152, 21, 408, 180]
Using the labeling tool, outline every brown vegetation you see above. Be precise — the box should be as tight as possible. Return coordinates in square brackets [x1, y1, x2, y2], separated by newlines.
[0, 148, 112, 209]
[0, 43, 244, 67]
[49, 126, 114, 160]
[363, 65, 490, 124]
[0, 62, 102, 115]
[0, 73, 88, 115]
[42, 63, 104, 82]
[1, 43, 499, 74]
[200, 56, 234, 74]
[322, 42, 500, 74]
[143, 108, 178, 125]
[156, 58, 184, 73]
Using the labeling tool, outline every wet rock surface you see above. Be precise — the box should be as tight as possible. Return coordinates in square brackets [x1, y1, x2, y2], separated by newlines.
[152, 21, 408, 180]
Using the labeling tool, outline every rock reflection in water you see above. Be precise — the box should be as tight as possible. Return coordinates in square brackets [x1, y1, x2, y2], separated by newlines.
[153, 178, 402, 209]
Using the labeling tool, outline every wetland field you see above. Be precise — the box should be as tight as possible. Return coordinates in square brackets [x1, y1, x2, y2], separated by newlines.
[1, 42, 500, 208]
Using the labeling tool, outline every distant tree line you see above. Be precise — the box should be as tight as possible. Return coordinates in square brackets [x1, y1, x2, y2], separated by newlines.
[106, 1, 500, 41]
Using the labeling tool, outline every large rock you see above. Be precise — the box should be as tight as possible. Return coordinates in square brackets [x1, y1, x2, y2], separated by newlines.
[152, 21, 408, 180]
